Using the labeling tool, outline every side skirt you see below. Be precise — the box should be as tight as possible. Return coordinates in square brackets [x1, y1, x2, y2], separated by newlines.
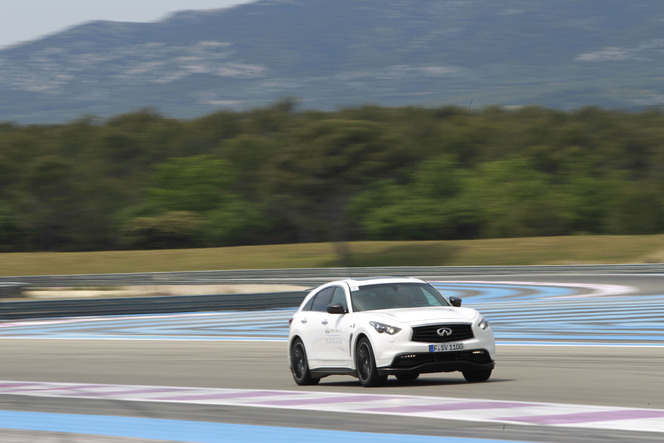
[310, 368, 357, 379]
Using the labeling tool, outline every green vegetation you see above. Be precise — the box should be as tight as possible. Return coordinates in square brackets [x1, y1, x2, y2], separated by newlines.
[2, 103, 664, 262]
[2, 235, 664, 277]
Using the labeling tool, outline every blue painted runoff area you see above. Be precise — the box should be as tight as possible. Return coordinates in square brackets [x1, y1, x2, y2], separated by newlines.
[0, 410, 534, 443]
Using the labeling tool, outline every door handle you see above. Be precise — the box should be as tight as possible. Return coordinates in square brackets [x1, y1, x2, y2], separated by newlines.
[322, 319, 328, 325]
[301, 318, 307, 324]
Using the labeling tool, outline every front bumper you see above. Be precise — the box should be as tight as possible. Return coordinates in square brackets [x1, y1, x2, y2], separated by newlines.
[378, 348, 495, 375]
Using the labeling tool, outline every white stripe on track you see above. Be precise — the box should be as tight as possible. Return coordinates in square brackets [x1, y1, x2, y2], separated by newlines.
[0, 381, 662, 434]
[432, 281, 637, 298]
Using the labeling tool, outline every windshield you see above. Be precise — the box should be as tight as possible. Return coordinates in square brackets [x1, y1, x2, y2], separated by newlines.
[350, 283, 450, 312]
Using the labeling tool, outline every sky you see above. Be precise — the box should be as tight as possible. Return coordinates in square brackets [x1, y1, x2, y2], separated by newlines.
[0, 1, 256, 48]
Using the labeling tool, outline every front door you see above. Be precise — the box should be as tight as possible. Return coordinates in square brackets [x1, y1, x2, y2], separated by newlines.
[322, 286, 354, 368]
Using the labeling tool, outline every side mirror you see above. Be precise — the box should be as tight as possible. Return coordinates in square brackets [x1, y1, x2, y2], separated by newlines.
[449, 296, 462, 307]
[327, 303, 347, 314]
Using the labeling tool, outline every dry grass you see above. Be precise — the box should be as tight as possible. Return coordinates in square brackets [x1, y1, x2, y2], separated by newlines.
[1, 235, 664, 277]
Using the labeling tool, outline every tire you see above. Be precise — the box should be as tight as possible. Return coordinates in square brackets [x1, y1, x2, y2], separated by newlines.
[462, 367, 492, 383]
[290, 339, 320, 385]
[356, 337, 387, 387]
[395, 372, 419, 382]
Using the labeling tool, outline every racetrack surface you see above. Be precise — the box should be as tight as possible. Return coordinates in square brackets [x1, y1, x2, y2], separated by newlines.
[0, 273, 662, 442]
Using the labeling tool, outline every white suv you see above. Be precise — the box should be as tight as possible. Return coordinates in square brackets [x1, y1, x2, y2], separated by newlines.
[288, 276, 495, 387]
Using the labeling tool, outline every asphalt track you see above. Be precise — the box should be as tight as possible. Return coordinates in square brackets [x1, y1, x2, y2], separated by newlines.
[0, 273, 663, 442]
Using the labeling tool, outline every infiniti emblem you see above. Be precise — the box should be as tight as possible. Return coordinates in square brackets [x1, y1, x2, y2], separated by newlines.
[436, 327, 453, 337]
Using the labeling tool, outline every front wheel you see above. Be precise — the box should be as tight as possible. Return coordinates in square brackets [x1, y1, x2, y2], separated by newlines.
[356, 337, 387, 387]
[462, 367, 492, 383]
[290, 339, 320, 385]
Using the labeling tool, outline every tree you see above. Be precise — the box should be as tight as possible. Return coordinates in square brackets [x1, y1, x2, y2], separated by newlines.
[201, 199, 274, 246]
[146, 155, 231, 213]
[606, 181, 664, 234]
[0, 201, 19, 251]
[460, 157, 567, 238]
[14, 156, 78, 250]
[352, 155, 479, 240]
[266, 119, 411, 265]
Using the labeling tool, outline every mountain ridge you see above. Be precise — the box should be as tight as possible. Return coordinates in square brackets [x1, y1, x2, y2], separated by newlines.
[1, 0, 663, 123]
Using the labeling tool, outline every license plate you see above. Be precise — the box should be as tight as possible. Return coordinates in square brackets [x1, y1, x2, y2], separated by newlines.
[429, 343, 464, 352]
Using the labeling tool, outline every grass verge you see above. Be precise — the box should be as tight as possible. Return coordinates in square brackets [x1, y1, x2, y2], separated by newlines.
[1, 235, 664, 277]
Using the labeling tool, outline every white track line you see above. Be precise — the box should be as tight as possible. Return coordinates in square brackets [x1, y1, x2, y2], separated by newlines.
[0, 381, 662, 434]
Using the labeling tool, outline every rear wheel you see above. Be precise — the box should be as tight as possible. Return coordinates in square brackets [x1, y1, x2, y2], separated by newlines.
[290, 339, 320, 385]
[462, 367, 492, 383]
[356, 337, 387, 387]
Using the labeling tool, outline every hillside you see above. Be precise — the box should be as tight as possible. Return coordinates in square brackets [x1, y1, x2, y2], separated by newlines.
[1, 0, 664, 122]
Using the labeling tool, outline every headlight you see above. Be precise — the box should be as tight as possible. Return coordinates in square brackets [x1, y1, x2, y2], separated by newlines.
[369, 321, 401, 335]
[478, 317, 490, 330]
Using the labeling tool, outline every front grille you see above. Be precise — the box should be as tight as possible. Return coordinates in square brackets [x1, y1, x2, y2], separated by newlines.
[411, 323, 474, 343]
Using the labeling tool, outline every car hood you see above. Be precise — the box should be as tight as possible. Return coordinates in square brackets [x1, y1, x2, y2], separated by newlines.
[365, 307, 478, 325]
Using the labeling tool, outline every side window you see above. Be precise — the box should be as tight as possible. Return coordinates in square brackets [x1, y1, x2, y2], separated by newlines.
[310, 287, 334, 312]
[329, 286, 348, 311]
[302, 296, 316, 311]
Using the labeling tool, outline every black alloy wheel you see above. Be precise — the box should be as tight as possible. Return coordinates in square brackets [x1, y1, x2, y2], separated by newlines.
[290, 339, 320, 385]
[356, 337, 387, 387]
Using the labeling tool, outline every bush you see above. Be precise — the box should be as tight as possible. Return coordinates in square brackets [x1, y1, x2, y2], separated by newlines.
[122, 211, 202, 249]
